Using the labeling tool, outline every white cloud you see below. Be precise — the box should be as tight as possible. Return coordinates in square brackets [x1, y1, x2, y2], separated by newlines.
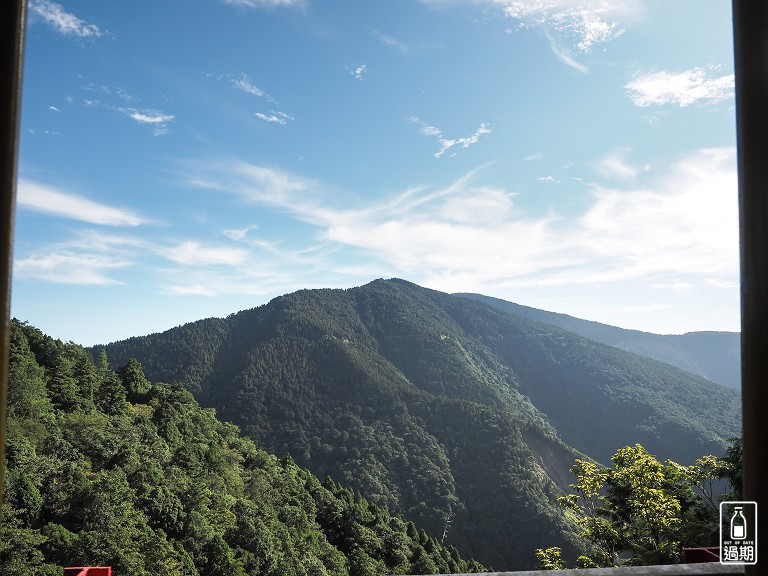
[499, 0, 641, 52]
[14, 251, 129, 285]
[409, 117, 492, 158]
[223, 0, 302, 7]
[183, 148, 737, 303]
[224, 225, 259, 241]
[594, 147, 638, 180]
[119, 108, 174, 135]
[546, 32, 588, 73]
[352, 64, 367, 80]
[122, 109, 175, 124]
[29, 0, 103, 38]
[232, 73, 266, 97]
[18, 180, 150, 226]
[578, 147, 738, 281]
[185, 161, 319, 216]
[626, 68, 735, 107]
[49, 105, 60, 112]
[160, 241, 251, 266]
[256, 112, 287, 124]
[256, 111, 295, 124]
[438, 186, 518, 224]
[525, 153, 543, 161]
[375, 31, 408, 52]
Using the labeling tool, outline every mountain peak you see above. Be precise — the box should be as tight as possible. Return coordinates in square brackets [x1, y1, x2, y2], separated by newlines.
[96, 280, 740, 569]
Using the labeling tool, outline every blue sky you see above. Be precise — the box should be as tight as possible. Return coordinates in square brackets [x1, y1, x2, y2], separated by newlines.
[14, 0, 738, 346]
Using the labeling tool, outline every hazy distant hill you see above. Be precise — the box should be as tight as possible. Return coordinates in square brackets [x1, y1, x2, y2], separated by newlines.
[96, 279, 741, 570]
[456, 293, 741, 390]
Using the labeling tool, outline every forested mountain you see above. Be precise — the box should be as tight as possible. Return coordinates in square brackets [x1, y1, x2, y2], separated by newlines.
[3, 320, 485, 575]
[456, 292, 741, 390]
[95, 279, 741, 571]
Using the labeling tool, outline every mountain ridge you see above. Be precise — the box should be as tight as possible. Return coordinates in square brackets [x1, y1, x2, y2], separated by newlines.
[455, 292, 740, 390]
[92, 278, 741, 570]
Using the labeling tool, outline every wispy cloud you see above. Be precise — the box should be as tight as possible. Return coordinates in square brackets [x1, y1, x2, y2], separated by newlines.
[183, 147, 737, 298]
[185, 162, 321, 219]
[29, 0, 103, 38]
[231, 73, 267, 97]
[375, 31, 408, 52]
[121, 108, 175, 124]
[577, 147, 737, 282]
[119, 108, 175, 135]
[14, 228, 276, 290]
[626, 67, 735, 107]
[14, 251, 130, 285]
[224, 224, 259, 241]
[18, 179, 151, 226]
[82, 83, 136, 102]
[499, 0, 641, 52]
[594, 147, 639, 180]
[160, 241, 251, 266]
[546, 32, 588, 73]
[222, 0, 302, 8]
[408, 117, 492, 158]
[24, 146, 733, 296]
[255, 111, 294, 124]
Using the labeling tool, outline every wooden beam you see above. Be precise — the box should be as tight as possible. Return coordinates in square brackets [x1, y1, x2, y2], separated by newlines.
[732, 0, 768, 572]
[0, 0, 27, 516]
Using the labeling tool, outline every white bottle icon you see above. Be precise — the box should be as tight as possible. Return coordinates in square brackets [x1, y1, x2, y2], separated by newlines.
[731, 506, 747, 540]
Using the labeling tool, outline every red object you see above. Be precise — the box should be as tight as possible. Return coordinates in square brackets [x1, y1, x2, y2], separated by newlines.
[682, 547, 720, 563]
[64, 568, 112, 576]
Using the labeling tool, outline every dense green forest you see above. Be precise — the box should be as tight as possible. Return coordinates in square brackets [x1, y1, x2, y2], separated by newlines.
[96, 279, 741, 570]
[2, 320, 486, 575]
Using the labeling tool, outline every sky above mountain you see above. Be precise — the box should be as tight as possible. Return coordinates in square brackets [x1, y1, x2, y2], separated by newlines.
[13, 0, 738, 346]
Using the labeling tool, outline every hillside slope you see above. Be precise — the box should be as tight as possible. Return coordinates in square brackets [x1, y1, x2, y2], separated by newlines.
[4, 320, 485, 576]
[97, 279, 741, 570]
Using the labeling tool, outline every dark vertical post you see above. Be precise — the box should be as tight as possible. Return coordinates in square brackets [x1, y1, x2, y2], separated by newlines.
[0, 0, 27, 516]
[732, 0, 768, 572]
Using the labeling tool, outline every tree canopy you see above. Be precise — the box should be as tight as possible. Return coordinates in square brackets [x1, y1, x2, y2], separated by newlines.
[537, 442, 739, 569]
[2, 320, 485, 575]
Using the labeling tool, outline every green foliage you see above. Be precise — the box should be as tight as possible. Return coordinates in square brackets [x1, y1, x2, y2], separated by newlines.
[552, 444, 732, 568]
[4, 319, 483, 575]
[535, 547, 566, 570]
[118, 358, 152, 402]
[719, 436, 743, 500]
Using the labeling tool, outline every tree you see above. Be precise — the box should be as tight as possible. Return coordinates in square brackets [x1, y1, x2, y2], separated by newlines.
[535, 547, 566, 570]
[547, 444, 729, 568]
[48, 355, 80, 411]
[719, 436, 743, 500]
[95, 372, 128, 415]
[118, 358, 152, 403]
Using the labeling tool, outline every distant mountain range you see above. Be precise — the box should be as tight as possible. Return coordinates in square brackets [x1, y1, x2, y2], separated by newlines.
[94, 279, 741, 570]
[455, 293, 741, 390]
